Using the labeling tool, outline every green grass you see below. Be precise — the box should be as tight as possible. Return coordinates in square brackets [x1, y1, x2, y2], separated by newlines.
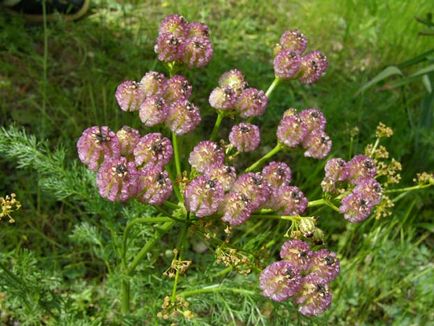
[1, 0, 433, 324]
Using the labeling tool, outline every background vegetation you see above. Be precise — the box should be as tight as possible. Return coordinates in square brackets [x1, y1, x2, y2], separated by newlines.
[0, 0, 433, 324]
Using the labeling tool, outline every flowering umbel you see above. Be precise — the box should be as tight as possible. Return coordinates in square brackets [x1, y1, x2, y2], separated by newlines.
[260, 240, 340, 316]
[0, 193, 21, 223]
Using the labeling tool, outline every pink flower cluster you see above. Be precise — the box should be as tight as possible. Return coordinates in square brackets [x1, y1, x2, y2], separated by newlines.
[77, 126, 173, 204]
[322, 155, 382, 222]
[209, 69, 268, 118]
[260, 240, 340, 316]
[115, 72, 201, 135]
[277, 108, 332, 159]
[154, 14, 213, 68]
[184, 140, 308, 225]
[273, 30, 328, 84]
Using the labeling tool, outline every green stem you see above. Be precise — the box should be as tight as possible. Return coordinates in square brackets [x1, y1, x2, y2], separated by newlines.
[307, 198, 326, 207]
[172, 132, 182, 177]
[120, 280, 130, 314]
[178, 285, 256, 298]
[170, 223, 188, 303]
[265, 76, 281, 98]
[210, 110, 225, 141]
[385, 183, 432, 194]
[251, 214, 300, 222]
[370, 138, 380, 157]
[245, 143, 283, 172]
[126, 221, 174, 275]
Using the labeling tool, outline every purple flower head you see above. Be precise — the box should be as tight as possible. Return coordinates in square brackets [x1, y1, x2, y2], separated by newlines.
[188, 141, 224, 173]
[181, 37, 213, 68]
[115, 81, 146, 112]
[133, 133, 173, 169]
[259, 261, 303, 302]
[158, 14, 188, 38]
[325, 158, 348, 182]
[116, 126, 140, 157]
[270, 185, 308, 215]
[139, 96, 169, 127]
[229, 123, 261, 152]
[354, 177, 382, 206]
[347, 154, 377, 185]
[299, 109, 326, 133]
[162, 75, 193, 104]
[279, 30, 308, 55]
[96, 156, 139, 202]
[139, 71, 167, 98]
[279, 240, 313, 272]
[165, 99, 201, 135]
[154, 33, 184, 62]
[273, 49, 302, 79]
[303, 130, 332, 159]
[209, 86, 238, 110]
[187, 22, 210, 38]
[236, 88, 268, 118]
[77, 126, 120, 171]
[137, 167, 173, 205]
[218, 69, 247, 94]
[307, 249, 340, 282]
[220, 192, 254, 225]
[294, 275, 332, 316]
[299, 51, 328, 84]
[232, 173, 271, 211]
[339, 191, 373, 223]
[204, 165, 237, 192]
[276, 114, 307, 148]
[184, 176, 224, 217]
[262, 161, 292, 189]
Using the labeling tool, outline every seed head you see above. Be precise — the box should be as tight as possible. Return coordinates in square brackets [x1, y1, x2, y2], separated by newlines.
[209, 86, 238, 110]
[273, 49, 301, 79]
[137, 167, 173, 205]
[186, 22, 210, 38]
[184, 176, 224, 217]
[139, 71, 167, 98]
[218, 69, 247, 95]
[269, 185, 308, 215]
[181, 37, 213, 68]
[299, 51, 328, 84]
[115, 80, 146, 112]
[303, 130, 332, 160]
[116, 126, 140, 157]
[346, 154, 377, 185]
[262, 161, 292, 190]
[299, 108, 326, 133]
[165, 99, 201, 135]
[231, 173, 271, 211]
[77, 126, 120, 171]
[133, 133, 173, 170]
[307, 249, 340, 282]
[162, 75, 193, 104]
[204, 165, 237, 192]
[188, 141, 225, 173]
[139, 96, 169, 127]
[279, 240, 313, 272]
[324, 158, 348, 182]
[294, 275, 332, 316]
[353, 177, 382, 206]
[220, 192, 254, 225]
[229, 123, 261, 152]
[154, 33, 184, 62]
[236, 88, 268, 118]
[96, 156, 139, 202]
[259, 261, 303, 302]
[278, 30, 308, 55]
[277, 114, 307, 148]
[339, 191, 373, 223]
[158, 14, 188, 38]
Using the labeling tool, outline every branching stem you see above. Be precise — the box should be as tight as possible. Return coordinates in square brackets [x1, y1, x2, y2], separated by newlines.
[245, 143, 283, 172]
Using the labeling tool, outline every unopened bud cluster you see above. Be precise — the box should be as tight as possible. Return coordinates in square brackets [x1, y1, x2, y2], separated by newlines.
[277, 108, 331, 159]
[260, 240, 339, 316]
[273, 30, 328, 84]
